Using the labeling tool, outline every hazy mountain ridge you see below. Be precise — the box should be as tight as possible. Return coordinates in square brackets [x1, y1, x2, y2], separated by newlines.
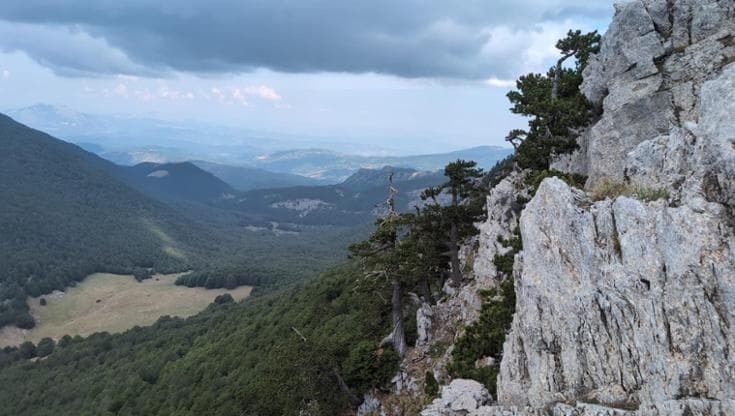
[7, 104, 512, 184]
[252, 146, 511, 182]
[192, 160, 325, 191]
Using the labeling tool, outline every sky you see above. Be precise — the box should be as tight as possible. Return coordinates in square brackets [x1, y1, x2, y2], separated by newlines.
[0, 0, 615, 151]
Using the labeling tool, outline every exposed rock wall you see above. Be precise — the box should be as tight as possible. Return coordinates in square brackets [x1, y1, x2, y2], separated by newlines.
[572, 0, 735, 186]
[495, 1, 735, 414]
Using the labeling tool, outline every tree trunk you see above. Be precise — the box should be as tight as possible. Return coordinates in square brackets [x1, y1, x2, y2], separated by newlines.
[551, 61, 562, 100]
[551, 52, 574, 100]
[418, 277, 433, 304]
[390, 277, 408, 357]
[333, 368, 363, 407]
[449, 222, 462, 287]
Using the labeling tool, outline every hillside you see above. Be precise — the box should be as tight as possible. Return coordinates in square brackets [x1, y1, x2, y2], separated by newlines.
[192, 160, 323, 191]
[220, 166, 447, 226]
[117, 162, 235, 203]
[0, 113, 218, 329]
[0, 264, 393, 416]
[0, 114, 363, 331]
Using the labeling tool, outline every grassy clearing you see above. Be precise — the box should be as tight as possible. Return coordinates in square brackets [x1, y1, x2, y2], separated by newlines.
[0, 272, 251, 347]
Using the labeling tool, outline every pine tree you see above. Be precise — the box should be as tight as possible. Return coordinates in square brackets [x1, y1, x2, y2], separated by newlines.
[349, 174, 408, 357]
[507, 29, 601, 170]
[439, 160, 484, 287]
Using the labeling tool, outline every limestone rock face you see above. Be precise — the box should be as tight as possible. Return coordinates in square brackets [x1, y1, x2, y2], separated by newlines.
[578, 0, 735, 185]
[495, 1, 735, 414]
[498, 178, 735, 413]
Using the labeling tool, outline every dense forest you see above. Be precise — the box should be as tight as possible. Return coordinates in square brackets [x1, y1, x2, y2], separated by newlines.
[0, 264, 397, 416]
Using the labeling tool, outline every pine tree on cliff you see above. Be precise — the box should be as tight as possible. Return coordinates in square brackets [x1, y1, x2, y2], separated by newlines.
[506, 29, 601, 169]
[349, 174, 408, 357]
[437, 160, 484, 287]
[400, 194, 449, 303]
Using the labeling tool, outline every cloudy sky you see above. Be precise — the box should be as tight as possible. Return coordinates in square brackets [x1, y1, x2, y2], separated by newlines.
[0, 0, 614, 151]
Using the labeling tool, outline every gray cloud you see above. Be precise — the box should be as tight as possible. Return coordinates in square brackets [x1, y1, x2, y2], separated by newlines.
[0, 0, 614, 79]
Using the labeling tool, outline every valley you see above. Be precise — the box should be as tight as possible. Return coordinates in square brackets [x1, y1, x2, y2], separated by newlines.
[0, 272, 252, 348]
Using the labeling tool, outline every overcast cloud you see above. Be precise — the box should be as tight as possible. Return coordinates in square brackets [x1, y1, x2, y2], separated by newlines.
[0, 0, 613, 79]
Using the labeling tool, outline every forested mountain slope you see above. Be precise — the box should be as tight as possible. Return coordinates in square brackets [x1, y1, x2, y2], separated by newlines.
[221, 166, 446, 226]
[116, 161, 235, 204]
[0, 114, 227, 328]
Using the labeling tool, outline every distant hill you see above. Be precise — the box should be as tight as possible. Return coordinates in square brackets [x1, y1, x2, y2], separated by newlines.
[253, 146, 512, 182]
[0, 113, 222, 329]
[221, 166, 446, 226]
[117, 162, 235, 203]
[192, 160, 323, 191]
[340, 166, 439, 192]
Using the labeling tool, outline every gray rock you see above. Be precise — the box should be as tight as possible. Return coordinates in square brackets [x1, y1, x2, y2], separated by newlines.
[497, 178, 735, 413]
[643, 0, 672, 34]
[691, 2, 725, 43]
[697, 62, 735, 208]
[421, 379, 491, 416]
[575, 1, 735, 186]
[671, 0, 694, 50]
[586, 91, 674, 184]
[417, 303, 434, 347]
[357, 391, 385, 416]
[474, 174, 524, 286]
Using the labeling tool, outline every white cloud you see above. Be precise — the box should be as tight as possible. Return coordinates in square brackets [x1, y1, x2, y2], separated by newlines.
[1, 69, 9, 80]
[478, 20, 584, 80]
[201, 85, 282, 105]
[485, 78, 515, 88]
[243, 85, 281, 101]
[230, 87, 248, 105]
[114, 83, 129, 97]
[210, 87, 226, 102]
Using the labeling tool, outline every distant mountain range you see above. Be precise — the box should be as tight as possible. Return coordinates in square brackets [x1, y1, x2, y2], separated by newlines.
[7, 104, 513, 184]
[192, 160, 326, 191]
[251, 146, 512, 182]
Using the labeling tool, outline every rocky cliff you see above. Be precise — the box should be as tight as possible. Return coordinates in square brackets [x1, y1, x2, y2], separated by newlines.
[392, 1, 735, 415]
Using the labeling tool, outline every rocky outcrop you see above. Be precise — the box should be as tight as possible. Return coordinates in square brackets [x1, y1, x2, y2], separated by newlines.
[421, 379, 491, 416]
[578, 0, 735, 186]
[494, 1, 735, 415]
[498, 178, 735, 414]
